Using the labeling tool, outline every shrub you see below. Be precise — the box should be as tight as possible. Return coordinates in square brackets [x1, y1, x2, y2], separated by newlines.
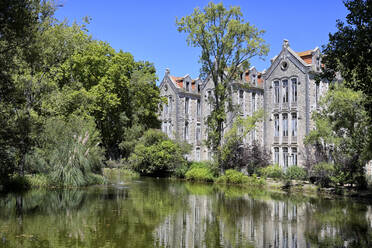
[259, 165, 283, 179]
[285, 166, 307, 180]
[26, 116, 105, 187]
[216, 169, 248, 184]
[185, 165, 214, 182]
[246, 174, 266, 187]
[129, 129, 190, 176]
[311, 162, 336, 187]
[25, 174, 49, 188]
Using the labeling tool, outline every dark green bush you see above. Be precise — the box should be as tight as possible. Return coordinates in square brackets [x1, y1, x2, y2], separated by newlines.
[129, 129, 190, 176]
[311, 162, 336, 187]
[258, 165, 283, 179]
[285, 166, 307, 180]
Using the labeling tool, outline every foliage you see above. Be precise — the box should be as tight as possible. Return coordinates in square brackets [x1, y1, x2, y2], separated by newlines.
[0, 0, 56, 184]
[25, 174, 50, 188]
[305, 85, 370, 188]
[216, 169, 248, 184]
[129, 129, 190, 176]
[176, 2, 268, 162]
[220, 110, 266, 172]
[285, 166, 307, 180]
[310, 162, 336, 187]
[322, 0, 372, 160]
[185, 167, 215, 182]
[258, 165, 283, 179]
[26, 116, 105, 187]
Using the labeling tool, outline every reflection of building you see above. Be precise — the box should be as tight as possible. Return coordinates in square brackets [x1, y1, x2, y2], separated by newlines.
[154, 194, 312, 248]
[159, 40, 330, 168]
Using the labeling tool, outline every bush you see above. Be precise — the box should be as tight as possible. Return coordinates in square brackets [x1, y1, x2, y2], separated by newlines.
[129, 129, 190, 176]
[311, 162, 336, 187]
[259, 165, 283, 179]
[26, 116, 105, 187]
[216, 169, 248, 184]
[285, 166, 307, 180]
[185, 163, 215, 182]
[25, 174, 49, 188]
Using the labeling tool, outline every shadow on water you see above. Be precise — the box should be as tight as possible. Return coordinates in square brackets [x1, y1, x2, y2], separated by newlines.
[0, 177, 371, 247]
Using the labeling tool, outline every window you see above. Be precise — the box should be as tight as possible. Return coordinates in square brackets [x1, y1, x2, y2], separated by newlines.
[196, 148, 201, 161]
[184, 122, 189, 140]
[274, 114, 279, 137]
[238, 90, 244, 114]
[291, 113, 297, 137]
[207, 90, 212, 112]
[274, 81, 280, 104]
[283, 147, 289, 168]
[186, 81, 190, 91]
[197, 84, 201, 93]
[168, 96, 172, 117]
[252, 74, 256, 86]
[291, 78, 297, 103]
[252, 92, 256, 112]
[282, 114, 288, 137]
[292, 148, 297, 166]
[197, 99, 201, 117]
[185, 97, 189, 115]
[282, 79, 289, 103]
[274, 147, 279, 164]
[196, 124, 201, 142]
[316, 82, 319, 107]
[251, 129, 256, 142]
[168, 123, 172, 138]
[164, 102, 168, 117]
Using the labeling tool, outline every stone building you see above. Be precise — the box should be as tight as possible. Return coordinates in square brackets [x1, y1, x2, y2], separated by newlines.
[159, 40, 328, 168]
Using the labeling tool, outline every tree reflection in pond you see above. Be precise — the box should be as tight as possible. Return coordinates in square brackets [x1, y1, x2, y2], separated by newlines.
[0, 178, 371, 248]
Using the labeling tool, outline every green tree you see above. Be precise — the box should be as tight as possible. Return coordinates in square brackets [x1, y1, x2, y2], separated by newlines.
[0, 0, 56, 183]
[322, 0, 372, 154]
[129, 129, 190, 176]
[176, 2, 268, 163]
[305, 85, 371, 188]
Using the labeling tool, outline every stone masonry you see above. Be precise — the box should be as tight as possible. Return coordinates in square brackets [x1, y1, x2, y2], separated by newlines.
[158, 40, 328, 169]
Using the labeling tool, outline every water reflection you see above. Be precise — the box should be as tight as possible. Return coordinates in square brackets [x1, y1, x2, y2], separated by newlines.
[0, 178, 371, 247]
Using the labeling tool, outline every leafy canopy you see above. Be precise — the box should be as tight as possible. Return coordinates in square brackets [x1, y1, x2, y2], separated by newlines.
[176, 2, 268, 158]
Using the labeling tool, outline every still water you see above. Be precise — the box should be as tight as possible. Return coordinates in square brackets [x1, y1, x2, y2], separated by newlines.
[0, 176, 371, 248]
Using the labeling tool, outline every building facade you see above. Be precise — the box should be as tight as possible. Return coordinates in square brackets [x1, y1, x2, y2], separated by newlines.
[159, 40, 328, 168]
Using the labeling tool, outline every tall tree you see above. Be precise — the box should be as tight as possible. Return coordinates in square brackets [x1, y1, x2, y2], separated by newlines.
[305, 85, 371, 188]
[176, 2, 268, 162]
[0, 0, 56, 180]
[322, 0, 372, 153]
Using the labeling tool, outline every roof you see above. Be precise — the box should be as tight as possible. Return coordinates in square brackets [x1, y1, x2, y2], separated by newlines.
[170, 76, 184, 88]
[297, 50, 313, 65]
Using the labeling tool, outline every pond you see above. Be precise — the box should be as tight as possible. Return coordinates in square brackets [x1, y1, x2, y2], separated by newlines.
[0, 175, 371, 248]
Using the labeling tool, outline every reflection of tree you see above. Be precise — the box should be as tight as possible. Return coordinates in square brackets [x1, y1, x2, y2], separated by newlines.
[304, 199, 372, 247]
[0, 179, 189, 248]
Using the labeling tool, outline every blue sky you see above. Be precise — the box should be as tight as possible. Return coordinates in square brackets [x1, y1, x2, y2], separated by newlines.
[55, 0, 348, 81]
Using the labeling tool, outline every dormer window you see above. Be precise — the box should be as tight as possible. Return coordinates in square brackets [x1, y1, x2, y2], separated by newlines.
[198, 84, 201, 93]
[186, 81, 190, 91]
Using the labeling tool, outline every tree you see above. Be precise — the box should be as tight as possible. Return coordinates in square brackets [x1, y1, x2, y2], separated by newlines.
[219, 110, 268, 173]
[322, 0, 372, 154]
[305, 85, 371, 188]
[176, 2, 268, 163]
[0, 0, 56, 182]
[128, 129, 190, 176]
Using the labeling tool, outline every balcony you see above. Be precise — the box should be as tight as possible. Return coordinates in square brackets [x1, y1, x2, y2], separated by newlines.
[291, 136, 297, 144]
[282, 136, 288, 144]
[274, 136, 279, 144]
